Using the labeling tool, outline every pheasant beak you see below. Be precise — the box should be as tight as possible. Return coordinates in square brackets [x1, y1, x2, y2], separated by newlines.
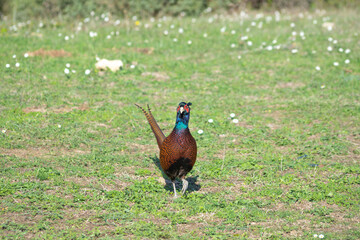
[179, 107, 185, 114]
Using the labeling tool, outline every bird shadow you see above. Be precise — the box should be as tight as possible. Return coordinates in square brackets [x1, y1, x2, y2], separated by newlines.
[149, 155, 201, 194]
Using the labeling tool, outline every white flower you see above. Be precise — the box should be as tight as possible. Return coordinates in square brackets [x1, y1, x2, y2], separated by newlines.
[345, 49, 351, 54]
[130, 65, 135, 69]
[315, 66, 321, 71]
[173, 38, 178, 42]
[299, 31, 305, 37]
[272, 39, 277, 44]
[312, 50, 317, 54]
[266, 46, 273, 51]
[247, 41, 253, 46]
[178, 28, 184, 34]
[197, 129, 203, 134]
[187, 40, 192, 45]
[66, 63, 70, 68]
[85, 69, 91, 75]
[345, 59, 350, 64]
[72, 70, 76, 73]
[232, 119, 239, 123]
[208, 119, 213, 123]
[127, 42, 132, 46]
[6, 64, 10, 68]
[339, 48, 343, 52]
[12, 54, 16, 58]
[170, 24, 174, 29]
[319, 234, 324, 239]
[203, 33, 208, 38]
[241, 36, 248, 41]
[64, 36, 69, 41]
[292, 31, 297, 36]
[313, 20, 317, 24]
[2, 129, 6, 133]
[163, 30, 168, 35]
[237, 55, 242, 59]
[313, 234, 318, 238]
[251, 21, 256, 26]
[106, 35, 111, 39]
[321, 85, 325, 89]
[333, 62, 339, 66]
[64, 68, 70, 74]
[24, 53, 29, 58]
[231, 30, 236, 34]
[231, 43, 236, 48]
[290, 22, 295, 28]
[328, 37, 333, 42]
[15, 62, 20, 67]
[291, 49, 298, 54]
[58, 124, 61, 128]
[104, 17, 109, 22]
[327, 46, 332, 51]
[333, 39, 338, 44]
[230, 113, 235, 118]
[220, 26, 226, 33]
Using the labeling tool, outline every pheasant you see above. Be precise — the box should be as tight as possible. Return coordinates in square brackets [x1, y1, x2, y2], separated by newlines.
[135, 102, 197, 197]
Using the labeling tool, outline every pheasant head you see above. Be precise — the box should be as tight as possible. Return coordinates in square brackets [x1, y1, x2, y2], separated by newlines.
[175, 102, 192, 130]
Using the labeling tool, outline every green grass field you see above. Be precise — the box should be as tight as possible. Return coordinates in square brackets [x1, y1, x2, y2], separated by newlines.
[1, 8, 359, 239]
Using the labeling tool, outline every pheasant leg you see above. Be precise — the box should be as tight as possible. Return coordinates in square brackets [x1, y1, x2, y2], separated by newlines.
[172, 181, 178, 198]
[181, 178, 188, 195]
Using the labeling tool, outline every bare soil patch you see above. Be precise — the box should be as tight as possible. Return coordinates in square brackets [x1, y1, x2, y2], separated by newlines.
[27, 48, 72, 57]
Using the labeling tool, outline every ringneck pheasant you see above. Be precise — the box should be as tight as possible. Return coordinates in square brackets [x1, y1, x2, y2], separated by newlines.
[135, 102, 197, 197]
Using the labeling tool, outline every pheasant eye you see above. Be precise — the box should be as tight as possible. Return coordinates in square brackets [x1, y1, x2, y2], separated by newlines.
[184, 105, 189, 112]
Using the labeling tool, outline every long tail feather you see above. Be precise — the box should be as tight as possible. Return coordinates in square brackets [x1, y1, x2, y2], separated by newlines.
[135, 104, 165, 149]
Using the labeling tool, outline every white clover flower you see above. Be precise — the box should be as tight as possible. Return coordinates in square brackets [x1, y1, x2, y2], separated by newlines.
[291, 49, 298, 54]
[345, 59, 350, 64]
[85, 69, 91, 75]
[266, 46, 273, 51]
[345, 49, 351, 54]
[328, 37, 333, 42]
[313, 234, 318, 238]
[64, 68, 70, 74]
[15, 62, 20, 67]
[313, 20, 317, 24]
[12, 54, 16, 58]
[187, 40, 192, 45]
[333, 39, 337, 44]
[230, 113, 235, 118]
[319, 234, 324, 239]
[197, 129, 203, 134]
[231, 43, 236, 48]
[64, 36, 69, 41]
[173, 38, 178, 42]
[333, 62, 339, 66]
[272, 39, 277, 44]
[339, 48, 343, 52]
[24, 53, 29, 58]
[66, 63, 70, 68]
[299, 31, 305, 37]
[327, 46, 332, 51]
[6, 64, 10, 68]
[290, 22, 295, 28]
[237, 55, 242, 59]
[2, 129, 6, 134]
[71, 70, 76, 73]
[247, 41, 253, 46]
[232, 119, 239, 123]
[315, 66, 321, 71]
[246, 27, 250, 32]
[127, 42, 132, 46]
[170, 24, 174, 29]
[130, 65, 135, 69]
[292, 31, 297, 36]
[220, 26, 226, 33]
[163, 30, 168, 35]
[106, 35, 111, 39]
[321, 85, 325, 89]
[178, 28, 184, 34]
[231, 30, 236, 34]
[251, 21, 256, 26]
[203, 33, 208, 38]
[58, 124, 61, 128]
[241, 36, 248, 41]
[208, 119, 213, 123]
[312, 50, 317, 54]
[104, 17, 109, 22]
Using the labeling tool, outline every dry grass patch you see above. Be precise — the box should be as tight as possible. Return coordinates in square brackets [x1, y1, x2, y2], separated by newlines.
[27, 49, 72, 57]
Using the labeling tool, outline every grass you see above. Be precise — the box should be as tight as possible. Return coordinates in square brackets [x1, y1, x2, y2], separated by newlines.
[0, 8, 360, 239]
